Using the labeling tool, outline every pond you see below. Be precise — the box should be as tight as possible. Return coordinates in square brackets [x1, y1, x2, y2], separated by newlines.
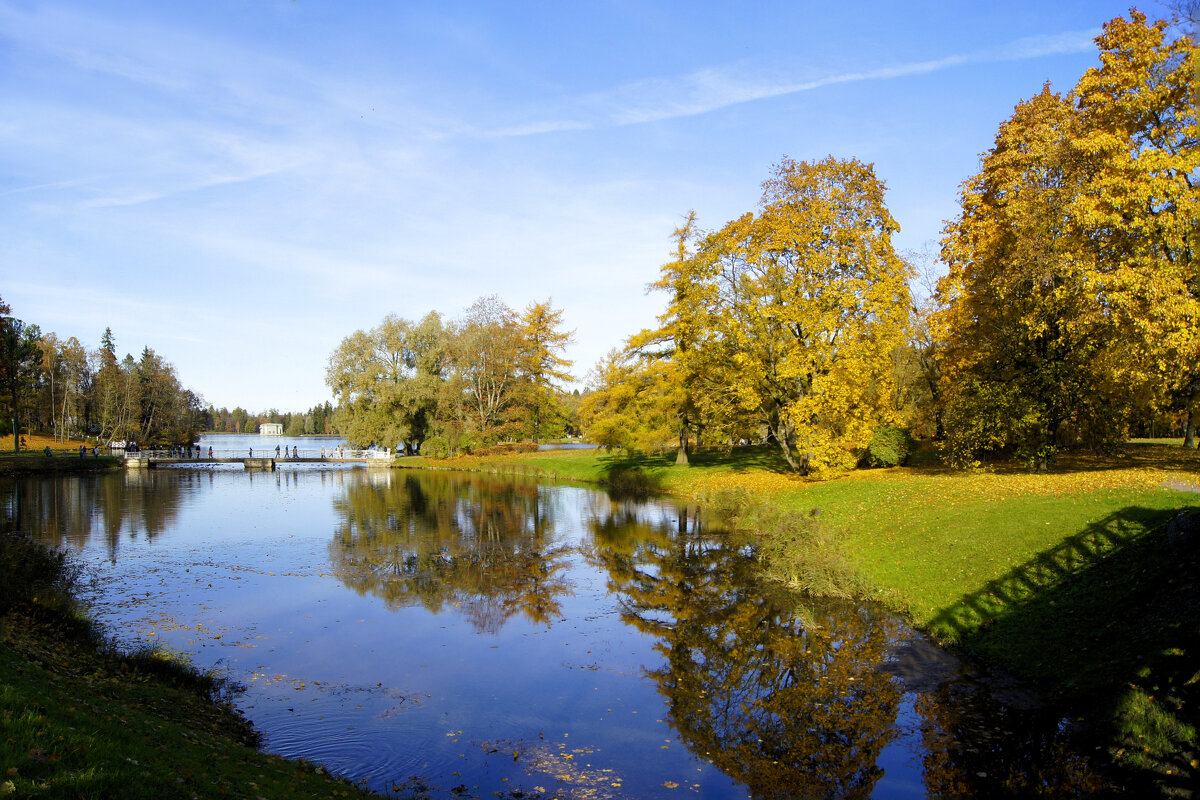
[1, 467, 1107, 798]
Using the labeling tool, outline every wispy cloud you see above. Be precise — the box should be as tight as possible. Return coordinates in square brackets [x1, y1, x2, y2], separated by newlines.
[998, 29, 1100, 60]
[486, 27, 1101, 136]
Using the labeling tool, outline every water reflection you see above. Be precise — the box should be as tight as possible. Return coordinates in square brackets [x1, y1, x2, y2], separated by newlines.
[1, 469, 1112, 797]
[912, 681, 1108, 796]
[1, 471, 189, 558]
[329, 471, 574, 632]
[584, 501, 902, 799]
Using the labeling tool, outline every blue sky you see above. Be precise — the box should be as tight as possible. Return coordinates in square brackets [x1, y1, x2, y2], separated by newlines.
[1, 1, 1158, 412]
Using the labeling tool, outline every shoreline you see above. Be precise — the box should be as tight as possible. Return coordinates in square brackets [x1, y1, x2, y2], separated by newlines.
[390, 445, 1200, 795]
[5, 445, 1195, 795]
[0, 455, 122, 476]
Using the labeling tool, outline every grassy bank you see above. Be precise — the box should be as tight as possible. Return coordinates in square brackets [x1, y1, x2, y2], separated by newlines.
[0, 531, 379, 799]
[0, 433, 120, 476]
[400, 443, 1200, 794]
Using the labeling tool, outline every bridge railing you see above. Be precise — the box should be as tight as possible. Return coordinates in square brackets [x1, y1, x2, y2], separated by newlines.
[115, 447, 394, 461]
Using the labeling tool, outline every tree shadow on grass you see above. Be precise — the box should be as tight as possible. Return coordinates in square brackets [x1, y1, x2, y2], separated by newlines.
[1041, 443, 1200, 475]
[595, 445, 796, 475]
[688, 445, 796, 474]
[927, 506, 1200, 796]
[592, 446, 797, 499]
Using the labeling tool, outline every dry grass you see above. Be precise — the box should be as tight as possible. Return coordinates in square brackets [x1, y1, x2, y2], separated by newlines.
[0, 432, 90, 453]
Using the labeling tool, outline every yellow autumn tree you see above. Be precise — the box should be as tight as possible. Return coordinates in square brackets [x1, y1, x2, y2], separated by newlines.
[578, 346, 681, 454]
[936, 86, 1106, 468]
[1071, 10, 1199, 442]
[633, 211, 748, 463]
[518, 299, 574, 443]
[936, 11, 1198, 467]
[697, 156, 911, 474]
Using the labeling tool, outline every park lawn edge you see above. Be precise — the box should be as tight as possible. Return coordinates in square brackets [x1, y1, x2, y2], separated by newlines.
[0, 433, 122, 476]
[0, 542, 384, 799]
[394, 445, 1200, 793]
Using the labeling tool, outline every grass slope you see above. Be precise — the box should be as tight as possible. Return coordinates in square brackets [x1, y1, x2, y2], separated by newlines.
[0, 533, 379, 800]
[0, 433, 120, 476]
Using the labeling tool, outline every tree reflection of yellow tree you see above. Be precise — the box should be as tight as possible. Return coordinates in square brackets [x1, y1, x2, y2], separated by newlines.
[329, 472, 574, 633]
[584, 504, 902, 799]
[2, 471, 188, 560]
[912, 686, 1106, 796]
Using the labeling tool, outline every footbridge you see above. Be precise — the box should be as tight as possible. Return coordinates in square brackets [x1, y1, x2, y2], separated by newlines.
[121, 448, 394, 471]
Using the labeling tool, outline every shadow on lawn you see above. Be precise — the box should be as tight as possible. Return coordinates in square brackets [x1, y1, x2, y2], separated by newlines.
[592, 447, 795, 499]
[1046, 442, 1200, 475]
[597, 445, 795, 475]
[928, 506, 1200, 796]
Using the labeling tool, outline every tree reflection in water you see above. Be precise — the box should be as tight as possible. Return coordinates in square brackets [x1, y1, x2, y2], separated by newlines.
[6, 468, 1113, 796]
[329, 472, 574, 633]
[583, 501, 903, 799]
[912, 683, 1108, 797]
[1, 470, 190, 558]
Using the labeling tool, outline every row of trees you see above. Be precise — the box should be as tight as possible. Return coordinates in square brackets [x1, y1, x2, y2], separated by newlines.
[580, 11, 1195, 473]
[326, 296, 577, 455]
[582, 156, 909, 474]
[0, 297, 206, 448]
[204, 402, 338, 437]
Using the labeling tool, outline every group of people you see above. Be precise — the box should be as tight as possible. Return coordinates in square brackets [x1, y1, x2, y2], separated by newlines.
[37, 440, 367, 462]
[40, 444, 100, 458]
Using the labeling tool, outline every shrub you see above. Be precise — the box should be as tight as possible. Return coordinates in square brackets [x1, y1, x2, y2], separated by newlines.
[701, 489, 867, 599]
[861, 425, 916, 468]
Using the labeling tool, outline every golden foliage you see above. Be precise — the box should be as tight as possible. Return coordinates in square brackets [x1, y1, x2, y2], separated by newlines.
[936, 11, 1198, 467]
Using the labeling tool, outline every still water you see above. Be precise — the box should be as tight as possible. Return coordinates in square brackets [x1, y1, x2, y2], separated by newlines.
[2, 466, 1106, 798]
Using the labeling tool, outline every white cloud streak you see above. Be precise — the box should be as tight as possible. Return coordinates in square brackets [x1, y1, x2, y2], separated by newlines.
[485, 27, 1100, 136]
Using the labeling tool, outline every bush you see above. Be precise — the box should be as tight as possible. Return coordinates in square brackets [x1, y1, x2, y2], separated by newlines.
[861, 425, 916, 468]
[701, 489, 867, 598]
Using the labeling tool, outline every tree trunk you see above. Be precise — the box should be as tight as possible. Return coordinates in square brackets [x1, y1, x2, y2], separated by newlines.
[1185, 385, 1200, 449]
[47, 369, 56, 441]
[675, 425, 689, 466]
[772, 421, 801, 472]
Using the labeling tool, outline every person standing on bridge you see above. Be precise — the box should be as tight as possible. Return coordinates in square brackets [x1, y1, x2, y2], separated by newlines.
[208, 446, 213, 458]
[293, 445, 298, 458]
[249, 447, 253, 457]
[275, 444, 281, 458]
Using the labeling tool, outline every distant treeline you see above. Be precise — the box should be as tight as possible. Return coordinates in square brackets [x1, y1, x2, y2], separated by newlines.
[0, 299, 204, 448]
[204, 402, 338, 436]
